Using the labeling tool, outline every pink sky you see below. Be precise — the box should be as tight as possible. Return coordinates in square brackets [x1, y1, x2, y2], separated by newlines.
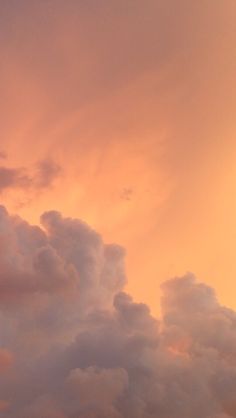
[1, 0, 236, 313]
[1, 3, 236, 415]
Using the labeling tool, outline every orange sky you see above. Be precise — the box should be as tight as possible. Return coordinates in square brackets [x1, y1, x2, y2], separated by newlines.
[1, 0, 236, 314]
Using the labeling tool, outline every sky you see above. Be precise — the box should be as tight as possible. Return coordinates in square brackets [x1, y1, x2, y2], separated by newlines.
[1, 2, 236, 415]
[1, 0, 236, 313]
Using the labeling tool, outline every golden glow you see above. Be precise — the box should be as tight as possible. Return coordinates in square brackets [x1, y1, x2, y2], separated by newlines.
[1, 1, 236, 314]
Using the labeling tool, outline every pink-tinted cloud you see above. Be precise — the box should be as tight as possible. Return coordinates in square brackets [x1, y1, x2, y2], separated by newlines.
[0, 159, 61, 195]
[0, 349, 13, 373]
[0, 206, 236, 417]
[0, 166, 30, 192]
[0, 152, 7, 160]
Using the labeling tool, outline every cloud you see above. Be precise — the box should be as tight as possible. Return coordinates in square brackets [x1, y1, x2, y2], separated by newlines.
[0, 152, 7, 160]
[0, 349, 13, 373]
[0, 400, 10, 412]
[0, 166, 30, 192]
[0, 159, 61, 194]
[34, 159, 62, 189]
[120, 188, 133, 201]
[0, 206, 236, 417]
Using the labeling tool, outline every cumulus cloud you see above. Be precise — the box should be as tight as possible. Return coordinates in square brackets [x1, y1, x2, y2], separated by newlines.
[0, 206, 236, 417]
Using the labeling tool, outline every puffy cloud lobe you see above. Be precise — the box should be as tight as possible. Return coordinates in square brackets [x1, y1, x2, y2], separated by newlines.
[0, 206, 126, 351]
[66, 367, 128, 418]
[0, 207, 236, 417]
[0, 207, 74, 303]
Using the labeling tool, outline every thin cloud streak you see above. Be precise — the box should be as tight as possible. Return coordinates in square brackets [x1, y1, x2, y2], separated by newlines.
[0, 159, 61, 193]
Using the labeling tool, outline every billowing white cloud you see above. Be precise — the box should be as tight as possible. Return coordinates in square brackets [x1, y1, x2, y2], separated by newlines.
[0, 206, 236, 417]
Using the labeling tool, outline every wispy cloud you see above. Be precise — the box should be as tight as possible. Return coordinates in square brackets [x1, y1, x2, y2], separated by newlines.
[0, 159, 61, 194]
